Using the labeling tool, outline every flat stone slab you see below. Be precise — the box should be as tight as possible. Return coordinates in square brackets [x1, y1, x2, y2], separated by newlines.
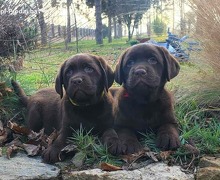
[0, 153, 60, 180]
[63, 162, 194, 180]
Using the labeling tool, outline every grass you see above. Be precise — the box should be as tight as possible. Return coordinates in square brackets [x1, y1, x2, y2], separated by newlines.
[67, 125, 122, 168]
[14, 38, 129, 94]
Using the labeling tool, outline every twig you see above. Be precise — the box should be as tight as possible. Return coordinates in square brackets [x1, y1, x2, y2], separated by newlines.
[8, 112, 21, 122]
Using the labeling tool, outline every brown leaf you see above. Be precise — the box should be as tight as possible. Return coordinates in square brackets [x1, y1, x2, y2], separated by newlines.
[5, 137, 23, 147]
[46, 129, 58, 146]
[5, 87, 13, 93]
[183, 144, 200, 156]
[0, 128, 8, 145]
[100, 162, 122, 171]
[0, 147, 2, 157]
[23, 143, 40, 156]
[0, 82, 12, 96]
[62, 144, 77, 153]
[28, 129, 45, 140]
[145, 151, 158, 162]
[6, 145, 20, 159]
[121, 150, 146, 164]
[26, 129, 48, 149]
[0, 120, 3, 132]
[7, 121, 31, 135]
[120, 148, 158, 164]
[159, 150, 174, 161]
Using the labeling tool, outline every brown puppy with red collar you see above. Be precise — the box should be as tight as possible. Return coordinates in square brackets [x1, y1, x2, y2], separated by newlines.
[108, 43, 181, 155]
[12, 53, 115, 163]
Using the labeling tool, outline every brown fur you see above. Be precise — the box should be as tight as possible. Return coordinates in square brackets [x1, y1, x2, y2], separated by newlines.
[108, 43, 181, 155]
[12, 53, 115, 163]
[11, 81, 61, 135]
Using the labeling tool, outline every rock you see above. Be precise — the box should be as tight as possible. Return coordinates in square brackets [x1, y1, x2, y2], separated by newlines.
[63, 162, 194, 180]
[199, 156, 220, 168]
[196, 167, 220, 180]
[0, 153, 60, 180]
[196, 156, 220, 180]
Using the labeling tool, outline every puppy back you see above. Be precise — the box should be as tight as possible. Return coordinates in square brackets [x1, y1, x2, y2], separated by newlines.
[11, 80, 28, 106]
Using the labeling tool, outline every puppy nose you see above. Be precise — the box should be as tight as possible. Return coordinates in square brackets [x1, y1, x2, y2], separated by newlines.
[134, 69, 147, 76]
[72, 78, 83, 85]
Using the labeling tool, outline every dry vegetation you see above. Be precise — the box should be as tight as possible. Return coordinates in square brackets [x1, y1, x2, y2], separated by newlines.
[186, 0, 220, 106]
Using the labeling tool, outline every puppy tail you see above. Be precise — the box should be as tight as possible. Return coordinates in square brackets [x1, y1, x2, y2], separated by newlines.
[11, 79, 28, 107]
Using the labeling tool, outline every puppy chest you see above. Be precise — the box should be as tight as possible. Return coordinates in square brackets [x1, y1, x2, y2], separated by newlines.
[119, 104, 159, 130]
[67, 107, 112, 130]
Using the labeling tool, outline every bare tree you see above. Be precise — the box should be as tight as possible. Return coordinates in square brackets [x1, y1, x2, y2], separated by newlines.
[66, 0, 72, 43]
[36, 0, 47, 45]
[95, 0, 103, 44]
[116, 0, 152, 41]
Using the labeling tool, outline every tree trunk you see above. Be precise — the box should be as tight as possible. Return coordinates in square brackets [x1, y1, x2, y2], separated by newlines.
[108, 15, 112, 43]
[37, 0, 47, 45]
[95, 0, 103, 44]
[51, 24, 55, 38]
[66, 0, 71, 43]
[118, 19, 122, 38]
[113, 17, 117, 39]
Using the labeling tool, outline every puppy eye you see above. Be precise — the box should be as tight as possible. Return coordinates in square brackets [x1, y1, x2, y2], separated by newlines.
[148, 57, 157, 64]
[66, 69, 74, 76]
[84, 66, 94, 73]
[126, 60, 135, 67]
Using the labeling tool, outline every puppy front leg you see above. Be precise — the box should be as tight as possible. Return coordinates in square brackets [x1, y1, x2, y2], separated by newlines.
[102, 128, 121, 155]
[42, 127, 70, 164]
[156, 123, 180, 150]
[117, 128, 143, 155]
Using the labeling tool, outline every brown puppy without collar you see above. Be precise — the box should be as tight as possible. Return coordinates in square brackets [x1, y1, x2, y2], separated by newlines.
[11, 82, 61, 135]
[108, 43, 181, 155]
[12, 53, 115, 163]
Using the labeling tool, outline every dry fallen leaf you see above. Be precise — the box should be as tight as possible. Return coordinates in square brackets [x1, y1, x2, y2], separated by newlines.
[5, 137, 23, 147]
[0, 147, 2, 157]
[183, 144, 200, 156]
[6, 145, 20, 159]
[23, 143, 41, 156]
[7, 121, 31, 135]
[5, 87, 13, 93]
[145, 151, 158, 162]
[46, 129, 58, 146]
[61, 144, 77, 153]
[100, 162, 122, 171]
[121, 148, 158, 164]
[28, 129, 45, 141]
[0, 120, 3, 131]
[0, 82, 13, 96]
[0, 128, 8, 145]
[27, 129, 48, 148]
[159, 150, 174, 161]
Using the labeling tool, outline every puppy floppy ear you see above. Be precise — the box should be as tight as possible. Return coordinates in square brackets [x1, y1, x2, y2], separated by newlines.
[55, 61, 66, 98]
[158, 46, 180, 81]
[96, 56, 114, 92]
[115, 50, 126, 85]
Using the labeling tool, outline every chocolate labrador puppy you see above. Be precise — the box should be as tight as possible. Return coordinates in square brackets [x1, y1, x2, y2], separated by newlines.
[12, 53, 115, 163]
[109, 43, 181, 155]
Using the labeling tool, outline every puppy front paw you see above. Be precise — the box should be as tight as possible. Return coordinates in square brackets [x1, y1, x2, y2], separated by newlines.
[156, 132, 180, 150]
[102, 128, 122, 155]
[42, 145, 63, 164]
[105, 137, 123, 155]
[121, 138, 143, 155]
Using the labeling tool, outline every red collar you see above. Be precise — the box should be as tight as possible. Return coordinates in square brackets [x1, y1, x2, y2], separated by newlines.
[123, 91, 129, 98]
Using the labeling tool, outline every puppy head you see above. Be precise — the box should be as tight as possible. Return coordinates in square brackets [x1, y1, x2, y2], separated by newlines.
[55, 53, 114, 105]
[115, 43, 180, 93]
